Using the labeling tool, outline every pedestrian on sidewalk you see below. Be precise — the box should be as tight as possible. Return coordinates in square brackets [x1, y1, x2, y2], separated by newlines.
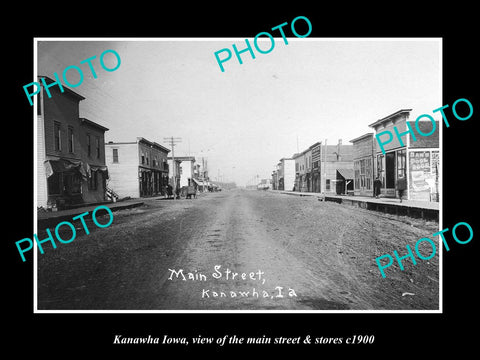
[396, 175, 407, 203]
[373, 176, 382, 199]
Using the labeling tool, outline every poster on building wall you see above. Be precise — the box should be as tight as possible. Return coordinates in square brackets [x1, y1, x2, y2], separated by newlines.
[431, 151, 439, 178]
[410, 151, 431, 172]
[410, 170, 430, 192]
[12, 10, 478, 357]
[409, 151, 434, 200]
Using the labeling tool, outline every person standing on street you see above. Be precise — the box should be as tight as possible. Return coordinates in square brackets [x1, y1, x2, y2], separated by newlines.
[373, 176, 382, 198]
[396, 175, 407, 203]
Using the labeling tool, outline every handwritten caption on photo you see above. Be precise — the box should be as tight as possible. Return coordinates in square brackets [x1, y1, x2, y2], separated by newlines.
[168, 265, 297, 299]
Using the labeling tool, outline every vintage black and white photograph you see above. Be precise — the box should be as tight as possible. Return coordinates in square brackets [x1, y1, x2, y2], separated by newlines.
[33, 38, 442, 312]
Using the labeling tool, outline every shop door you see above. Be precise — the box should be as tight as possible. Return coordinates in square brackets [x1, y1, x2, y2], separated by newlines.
[385, 152, 396, 188]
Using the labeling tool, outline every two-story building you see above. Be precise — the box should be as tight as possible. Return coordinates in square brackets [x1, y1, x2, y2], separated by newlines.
[37, 76, 109, 209]
[310, 142, 322, 193]
[277, 157, 295, 191]
[105, 137, 170, 198]
[293, 151, 306, 192]
[368, 109, 439, 201]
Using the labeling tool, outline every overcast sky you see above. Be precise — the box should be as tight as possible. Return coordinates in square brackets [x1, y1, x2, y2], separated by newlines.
[37, 38, 441, 186]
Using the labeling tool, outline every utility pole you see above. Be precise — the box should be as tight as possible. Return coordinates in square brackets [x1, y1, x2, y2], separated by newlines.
[322, 139, 327, 201]
[164, 136, 182, 200]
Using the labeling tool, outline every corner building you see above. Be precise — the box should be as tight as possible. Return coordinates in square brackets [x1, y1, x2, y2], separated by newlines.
[368, 109, 439, 201]
[37, 76, 109, 209]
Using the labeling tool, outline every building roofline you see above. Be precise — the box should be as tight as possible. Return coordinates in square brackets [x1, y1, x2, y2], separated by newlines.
[106, 139, 171, 153]
[308, 141, 322, 149]
[167, 156, 195, 161]
[136, 137, 171, 152]
[349, 132, 373, 143]
[106, 141, 137, 145]
[38, 75, 86, 101]
[368, 109, 412, 128]
[80, 118, 109, 132]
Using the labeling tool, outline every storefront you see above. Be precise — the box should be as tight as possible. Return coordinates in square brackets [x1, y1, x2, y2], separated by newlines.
[375, 148, 406, 198]
[408, 149, 439, 201]
[336, 169, 354, 195]
[44, 158, 108, 209]
[353, 156, 373, 196]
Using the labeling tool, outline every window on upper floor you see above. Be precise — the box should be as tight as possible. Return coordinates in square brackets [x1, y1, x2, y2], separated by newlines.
[54, 122, 61, 151]
[68, 126, 74, 153]
[96, 137, 100, 159]
[112, 148, 119, 163]
[87, 134, 91, 157]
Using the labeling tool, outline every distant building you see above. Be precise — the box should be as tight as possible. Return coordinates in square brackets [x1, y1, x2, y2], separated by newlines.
[310, 142, 322, 193]
[368, 109, 439, 201]
[168, 156, 196, 188]
[37, 76, 109, 209]
[105, 137, 170, 198]
[350, 133, 375, 197]
[271, 170, 278, 190]
[293, 151, 306, 192]
[277, 158, 295, 191]
[321, 139, 354, 195]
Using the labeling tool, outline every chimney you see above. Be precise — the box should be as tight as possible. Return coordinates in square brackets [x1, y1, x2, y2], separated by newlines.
[337, 139, 342, 161]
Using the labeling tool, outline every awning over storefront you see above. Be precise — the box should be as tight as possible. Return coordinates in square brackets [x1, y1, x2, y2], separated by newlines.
[336, 169, 354, 180]
[44, 159, 109, 180]
[88, 164, 109, 179]
[192, 178, 204, 186]
[44, 159, 88, 180]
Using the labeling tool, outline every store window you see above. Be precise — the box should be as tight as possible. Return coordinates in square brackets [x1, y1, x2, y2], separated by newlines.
[360, 159, 366, 188]
[326, 179, 331, 191]
[354, 160, 360, 189]
[365, 157, 372, 189]
[397, 149, 406, 179]
[88, 171, 98, 190]
[47, 173, 61, 195]
[377, 154, 384, 178]
[64, 173, 82, 194]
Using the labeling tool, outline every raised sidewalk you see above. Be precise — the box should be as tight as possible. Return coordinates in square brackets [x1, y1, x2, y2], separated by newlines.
[273, 190, 439, 220]
[37, 198, 145, 228]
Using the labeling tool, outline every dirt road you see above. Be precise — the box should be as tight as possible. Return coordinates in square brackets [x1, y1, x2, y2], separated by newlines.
[37, 189, 439, 310]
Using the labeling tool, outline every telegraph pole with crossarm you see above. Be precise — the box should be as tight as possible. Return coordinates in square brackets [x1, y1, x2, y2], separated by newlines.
[163, 137, 182, 200]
